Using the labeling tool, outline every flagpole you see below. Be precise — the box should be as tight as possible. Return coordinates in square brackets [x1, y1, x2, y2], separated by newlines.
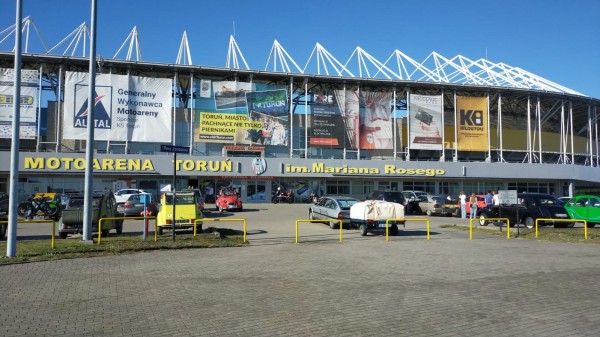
[6, 0, 23, 257]
[82, 0, 97, 242]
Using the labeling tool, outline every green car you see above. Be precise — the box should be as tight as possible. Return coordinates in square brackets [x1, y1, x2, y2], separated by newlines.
[564, 195, 600, 228]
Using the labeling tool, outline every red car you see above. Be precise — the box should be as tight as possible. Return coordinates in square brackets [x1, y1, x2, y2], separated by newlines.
[215, 188, 243, 212]
[459, 194, 487, 215]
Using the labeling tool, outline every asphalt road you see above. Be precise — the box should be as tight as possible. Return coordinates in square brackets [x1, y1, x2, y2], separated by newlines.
[2, 204, 600, 336]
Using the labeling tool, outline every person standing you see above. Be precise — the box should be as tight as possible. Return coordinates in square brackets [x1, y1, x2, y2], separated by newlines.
[459, 191, 467, 219]
[469, 193, 478, 219]
[485, 190, 493, 209]
[492, 191, 500, 206]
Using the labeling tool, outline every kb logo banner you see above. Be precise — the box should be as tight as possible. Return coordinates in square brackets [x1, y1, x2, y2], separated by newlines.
[456, 96, 488, 151]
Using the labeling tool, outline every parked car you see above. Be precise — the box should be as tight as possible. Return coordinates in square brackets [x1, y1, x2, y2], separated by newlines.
[557, 196, 572, 206]
[215, 187, 243, 212]
[181, 188, 206, 212]
[563, 195, 599, 228]
[402, 190, 430, 214]
[459, 194, 486, 216]
[156, 191, 203, 235]
[308, 196, 360, 229]
[366, 190, 406, 207]
[418, 195, 453, 216]
[114, 188, 145, 205]
[59, 190, 124, 239]
[120, 193, 157, 217]
[479, 193, 571, 228]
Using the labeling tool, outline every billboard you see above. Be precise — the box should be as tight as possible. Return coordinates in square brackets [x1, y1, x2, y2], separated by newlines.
[63, 72, 172, 142]
[409, 94, 443, 150]
[457, 96, 488, 151]
[310, 89, 349, 147]
[195, 80, 289, 146]
[357, 90, 393, 150]
[0, 68, 39, 139]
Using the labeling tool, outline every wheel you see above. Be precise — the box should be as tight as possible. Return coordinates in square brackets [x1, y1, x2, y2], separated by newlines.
[58, 232, 68, 239]
[17, 203, 31, 218]
[157, 226, 163, 235]
[218, 205, 224, 213]
[46, 203, 60, 217]
[309, 210, 315, 220]
[587, 222, 597, 228]
[272, 197, 278, 204]
[478, 213, 489, 226]
[115, 222, 123, 234]
[329, 221, 338, 229]
[524, 216, 535, 229]
[359, 224, 368, 236]
[389, 224, 399, 236]
[101, 229, 109, 237]
[238, 207, 243, 212]
[566, 222, 575, 228]
[426, 209, 432, 216]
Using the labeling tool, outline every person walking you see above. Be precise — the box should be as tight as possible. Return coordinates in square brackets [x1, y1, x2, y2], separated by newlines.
[469, 193, 478, 219]
[459, 191, 467, 219]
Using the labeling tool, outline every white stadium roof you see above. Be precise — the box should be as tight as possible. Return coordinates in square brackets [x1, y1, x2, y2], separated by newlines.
[0, 16, 585, 97]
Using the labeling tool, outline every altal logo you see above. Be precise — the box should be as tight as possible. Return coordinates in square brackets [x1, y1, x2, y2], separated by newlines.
[73, 85, 112, 129]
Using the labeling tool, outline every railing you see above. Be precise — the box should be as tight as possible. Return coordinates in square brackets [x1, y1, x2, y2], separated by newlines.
[98, 216, 156, 244]
[534, 218, 588, 239]
[0, 219, 57, 249]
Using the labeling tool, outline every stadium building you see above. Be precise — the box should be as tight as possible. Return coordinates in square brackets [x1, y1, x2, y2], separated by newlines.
[1, 20, 599, 203]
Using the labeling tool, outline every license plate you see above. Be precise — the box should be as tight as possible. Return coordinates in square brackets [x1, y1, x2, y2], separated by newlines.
[34, 215, 45, 220]
[555, 214, 567, 218]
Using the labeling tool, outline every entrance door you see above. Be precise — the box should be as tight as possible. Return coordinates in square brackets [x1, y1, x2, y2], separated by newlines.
[247, 181, 266, 202]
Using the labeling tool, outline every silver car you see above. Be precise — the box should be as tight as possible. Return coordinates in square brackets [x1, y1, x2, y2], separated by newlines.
[308, 196, 360, 229]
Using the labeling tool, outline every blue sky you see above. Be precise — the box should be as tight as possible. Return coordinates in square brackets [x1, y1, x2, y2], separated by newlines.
[1, 0, 599, 97]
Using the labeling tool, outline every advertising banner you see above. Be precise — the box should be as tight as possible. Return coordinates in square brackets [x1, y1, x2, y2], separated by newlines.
[0, 68, 39, 139]
[409, 94, 443, 150]
[358, 90, 393, 150]
[310, 89, 348, 147]
[195, 80, 289, 146]
[456, 96, 488, 151]
[332, 89, 359, 150]
[63, 72, 172, 142]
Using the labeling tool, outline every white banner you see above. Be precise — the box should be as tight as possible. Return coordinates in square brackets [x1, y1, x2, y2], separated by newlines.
[409, 94, 443, 150]
[63, 72, 172, 142]
[0, 68, 39, 139]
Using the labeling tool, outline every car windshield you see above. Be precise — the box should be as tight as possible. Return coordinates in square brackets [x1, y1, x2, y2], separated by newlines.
[383, 192, 403, 201]
[535, 196, 559, 205]
[165, 195, 195, 205]
[337, 199, 358, 209]
[432, 196, 445, 203]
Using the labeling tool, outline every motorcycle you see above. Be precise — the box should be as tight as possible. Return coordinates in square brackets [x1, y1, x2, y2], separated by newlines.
[272, 191, 293, 204]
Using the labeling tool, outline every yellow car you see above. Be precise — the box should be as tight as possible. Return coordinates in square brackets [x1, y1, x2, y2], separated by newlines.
[156, 191, 203, 235]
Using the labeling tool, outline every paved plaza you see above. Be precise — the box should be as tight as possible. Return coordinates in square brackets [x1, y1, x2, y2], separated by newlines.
[1, 204, 600, 336]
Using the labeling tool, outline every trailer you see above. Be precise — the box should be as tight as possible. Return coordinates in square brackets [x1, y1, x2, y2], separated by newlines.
[350, 200, 405, 236]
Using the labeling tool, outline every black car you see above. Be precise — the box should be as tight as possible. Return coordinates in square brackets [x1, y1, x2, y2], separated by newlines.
[366, 190, 406, 207]
[479, 193, 571, 228]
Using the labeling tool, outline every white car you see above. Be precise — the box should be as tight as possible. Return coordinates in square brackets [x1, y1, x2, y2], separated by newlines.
[114, 189, 145, 205]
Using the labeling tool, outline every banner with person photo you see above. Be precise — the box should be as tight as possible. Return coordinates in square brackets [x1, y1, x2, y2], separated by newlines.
[408, 94, 443, 150]
[357, 90, 393, 150]
[194, 80, 289, 145]
[63, 72, 172, 142]
[456, 96, 488, 151]
[310, 89, 349, 148]
[0, 68, 39, 139]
